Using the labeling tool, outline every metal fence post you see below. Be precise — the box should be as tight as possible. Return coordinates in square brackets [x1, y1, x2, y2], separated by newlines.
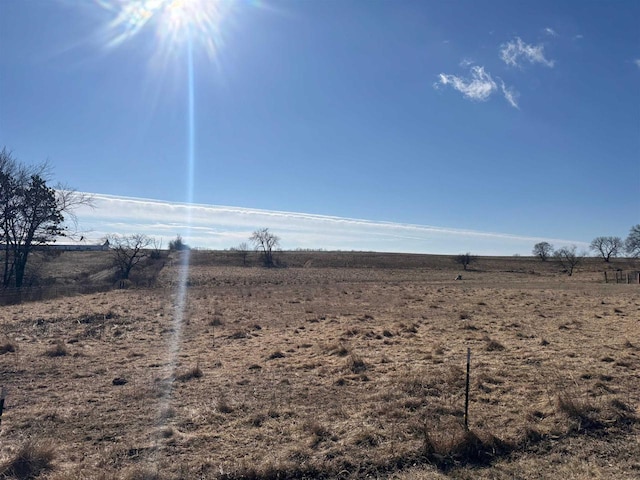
[464, 348, 471, 431]
[0, 387, 6, 428]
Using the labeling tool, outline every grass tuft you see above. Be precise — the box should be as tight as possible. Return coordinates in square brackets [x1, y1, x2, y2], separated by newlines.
[0, 441, 55, 479]
[415, 424, 515, 470]
[557, 394, 603, 431]
[45, 341, 67, 357]
[485, 338, 505, 351]
[124, 467, 165, 480]
[303, 420, 332, 448]
[347, 353, 368, 373]
[176, 365, 203, 382]
[0, 341, 16, 354]
[217, 395, 234, 414]
[610, 398, 635, 413]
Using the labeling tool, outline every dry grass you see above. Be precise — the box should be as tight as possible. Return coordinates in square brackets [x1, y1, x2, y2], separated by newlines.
[0, 253, 638, 478]
[0, 441, 55, 479]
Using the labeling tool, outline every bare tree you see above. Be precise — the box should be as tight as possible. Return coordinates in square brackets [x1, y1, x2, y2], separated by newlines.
[590, 236, 623, 262]
[625, 224, 640, 258]
[0, 148, 92, 288]
[532, 241, 553, 261]
[454, 252, 476, 271]
[231, 242, 249, 266]
[107, 234, 153, 280]
[150, 237, 164, 260]
[250, 228, 280, 267]
[554, 245, 584, 276]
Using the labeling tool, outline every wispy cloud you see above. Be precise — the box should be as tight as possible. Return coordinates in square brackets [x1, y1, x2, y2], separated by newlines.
[500, 37, 555, 67]
[436, 31, 558, 109]
[435, 66, 519, 109]
[500, 81, 519, 109]
[634, 59, 640, 69]
[70, 192, 586, 255]
[435, 66, 497, 102]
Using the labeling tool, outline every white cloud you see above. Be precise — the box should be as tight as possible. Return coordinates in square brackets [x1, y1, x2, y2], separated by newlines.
[435, 66, 497, 102]
[500, 37, 555, 67]
[68, 192, 587, 255]
[459, 58, 475, 67]
[500, 80, 519, 109]
[544, 27, 557, 37]
[634, 59, 640, 69]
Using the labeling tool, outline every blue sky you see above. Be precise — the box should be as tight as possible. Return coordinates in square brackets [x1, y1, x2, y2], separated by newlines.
[1, 0, 638, 254]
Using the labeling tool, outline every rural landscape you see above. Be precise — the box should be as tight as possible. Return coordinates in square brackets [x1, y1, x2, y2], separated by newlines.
[0, 247, 639, 479]
[2, 1, 639, 479]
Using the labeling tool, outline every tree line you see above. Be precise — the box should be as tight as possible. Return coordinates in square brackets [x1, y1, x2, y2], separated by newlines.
[0, 148, 284, 287]
[532, 225, 640, 276]
[3, 147, 636, 286]
[109, 227, 281, 281]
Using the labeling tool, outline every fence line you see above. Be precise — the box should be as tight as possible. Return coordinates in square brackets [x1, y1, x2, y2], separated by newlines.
[603, 270, 640, 284]
[0, 283, 114, 306]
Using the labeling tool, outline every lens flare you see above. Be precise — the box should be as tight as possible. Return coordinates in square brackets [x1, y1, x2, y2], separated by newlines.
[93, 0, 230, 447]
[96, 0, 229, 58]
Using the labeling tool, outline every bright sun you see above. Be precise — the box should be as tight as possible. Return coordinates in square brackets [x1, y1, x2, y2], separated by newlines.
[97, 0, 229, 58]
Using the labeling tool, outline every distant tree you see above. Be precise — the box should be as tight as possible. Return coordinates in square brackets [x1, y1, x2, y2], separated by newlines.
[532, 241, 553, 261]
[625, 225, 640, 258]
[554, 245, 584, 276]
[250, 228, 280, 267]
[107, 234, 153, 280]
[168, 234, 190, 251]
[454, 252, 476, 271]
[590, 236, 623, 262]
[150, 237, 163, 260]
[230, 241, 249, 266]
[0, 148, 92, 288]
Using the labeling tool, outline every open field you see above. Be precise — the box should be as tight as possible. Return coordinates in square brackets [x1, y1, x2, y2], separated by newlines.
[0, 253, 639, 479]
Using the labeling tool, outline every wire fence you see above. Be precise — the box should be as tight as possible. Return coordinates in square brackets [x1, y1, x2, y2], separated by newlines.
[603, 270, 640, 284]
[0, 284, 114, 306]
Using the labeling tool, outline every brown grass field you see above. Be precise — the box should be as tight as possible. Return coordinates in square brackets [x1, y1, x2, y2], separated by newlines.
[0, 251, 639, 479]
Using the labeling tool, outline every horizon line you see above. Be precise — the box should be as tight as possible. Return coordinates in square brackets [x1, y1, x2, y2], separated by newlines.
[69, 191, 591, 255]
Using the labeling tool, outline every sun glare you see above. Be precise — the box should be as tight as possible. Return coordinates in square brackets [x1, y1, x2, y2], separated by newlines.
[97, 0, 228, 58]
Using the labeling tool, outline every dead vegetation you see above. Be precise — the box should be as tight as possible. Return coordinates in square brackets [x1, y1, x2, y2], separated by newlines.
[0, 253, 638, 478]
[0, 441, 55, 479]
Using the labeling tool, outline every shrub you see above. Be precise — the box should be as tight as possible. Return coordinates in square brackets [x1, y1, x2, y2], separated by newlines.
[168, 234, 190, 251]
